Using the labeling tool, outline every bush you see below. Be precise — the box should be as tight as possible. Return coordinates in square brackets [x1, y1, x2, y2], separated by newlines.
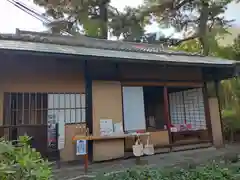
[0, 136, 53, 180]
[96, 162, 236, 180]
[222, 109, 240, 142]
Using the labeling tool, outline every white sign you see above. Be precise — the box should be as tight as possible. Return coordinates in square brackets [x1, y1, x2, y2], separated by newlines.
[100, 119, 113, 136]
[58, 111, 65, 150]
[170, 127, 178, 132]
[58, 137, 65, 150]
[76, 140, 87, 155]
[113, 122, 123, 134]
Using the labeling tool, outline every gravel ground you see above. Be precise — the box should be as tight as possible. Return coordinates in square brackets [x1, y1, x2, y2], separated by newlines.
[53, 144, 240, 180]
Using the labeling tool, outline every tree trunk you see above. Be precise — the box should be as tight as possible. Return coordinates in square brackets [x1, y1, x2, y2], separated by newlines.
[230, 130, 234, 143]
[99, 2, 108, 39]
[198, 1, 209, 56]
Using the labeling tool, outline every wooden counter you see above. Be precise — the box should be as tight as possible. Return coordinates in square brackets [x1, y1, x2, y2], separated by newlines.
[72, 132, 150, 141]
[72, 135, 125, 162]
[72, 134, 128, 141]
[73, 133, 150, 162]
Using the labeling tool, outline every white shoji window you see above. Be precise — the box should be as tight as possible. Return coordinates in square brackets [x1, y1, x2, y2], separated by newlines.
[47, 93, 86, 124]
[169, 88, 206, 130]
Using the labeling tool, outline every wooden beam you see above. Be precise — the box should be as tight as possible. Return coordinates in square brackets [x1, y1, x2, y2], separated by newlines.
[214, 80, 225, 145]
[122, 81, 203, 87]
[202, 83, 212, 142]
[85, 61, 93, 161]
[163, 86, 172, 146]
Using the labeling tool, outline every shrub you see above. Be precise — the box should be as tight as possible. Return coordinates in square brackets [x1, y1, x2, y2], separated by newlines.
[0, 136, 53, 180]
[222, 109, 240, 142]
[96, 162, 236, 180]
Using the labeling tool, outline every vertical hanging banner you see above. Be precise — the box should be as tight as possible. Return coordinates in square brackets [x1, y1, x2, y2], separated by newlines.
[58, 119, 65, 150]
[57, 110, 65, 150]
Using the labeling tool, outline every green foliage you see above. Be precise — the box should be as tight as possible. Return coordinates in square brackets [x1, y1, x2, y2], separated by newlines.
[232, 35, 240, 60]
[32, 0, 110, 38]
[142, 0, 236, 54]
[0, 136, 53, 180]
[218, 37, 240, 141]
[170, 27, 233, 57]
[96, 162, 236, 180]
[32, 0, 238, 48]
[221, 78, 240, 141]
[171, 39, 202, 54]
[32, 0, 147, 40]
[222, 109, 240, 141]
[108, 6, 147, 41]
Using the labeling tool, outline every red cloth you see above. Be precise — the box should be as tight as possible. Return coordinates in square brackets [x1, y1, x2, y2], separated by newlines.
[136, 129, 145, 133]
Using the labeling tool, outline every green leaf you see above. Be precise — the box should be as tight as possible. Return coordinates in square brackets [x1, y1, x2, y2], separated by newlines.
[0, 135, 53, 179]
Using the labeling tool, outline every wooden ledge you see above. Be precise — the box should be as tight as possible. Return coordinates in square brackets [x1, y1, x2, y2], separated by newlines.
[72, 133, 151, 142]
[72, 134, 128, 141]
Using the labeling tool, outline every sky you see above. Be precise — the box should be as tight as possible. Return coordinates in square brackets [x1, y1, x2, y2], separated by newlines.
[0, 0, 240, 37]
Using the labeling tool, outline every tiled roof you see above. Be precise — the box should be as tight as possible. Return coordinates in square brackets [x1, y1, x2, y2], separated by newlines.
[0, 32, 197, 56]
[0, 30, 237, 66]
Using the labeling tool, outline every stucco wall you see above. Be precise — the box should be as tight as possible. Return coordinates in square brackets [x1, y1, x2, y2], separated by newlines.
[92, 81, 124, 161]
[209, 97, 223, 147]
[0, 58, 85, 162]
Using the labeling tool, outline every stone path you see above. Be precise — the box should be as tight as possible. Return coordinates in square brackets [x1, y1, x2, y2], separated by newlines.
[53, 144, 240, 180]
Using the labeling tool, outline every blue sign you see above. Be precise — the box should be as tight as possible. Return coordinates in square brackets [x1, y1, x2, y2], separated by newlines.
[76, 140, 87, 155]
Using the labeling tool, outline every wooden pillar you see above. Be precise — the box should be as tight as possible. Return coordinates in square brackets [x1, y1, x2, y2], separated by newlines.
[0, 91, 3, 126]
[214, 80, 224, 146]
[0, 91, 4, 139]
[163, 86, 172, 145]
[85, 61, 93, 161]
[203, 82, 212, 142]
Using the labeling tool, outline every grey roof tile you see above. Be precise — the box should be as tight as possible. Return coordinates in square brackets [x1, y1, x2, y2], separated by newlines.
[0, 31, 237, 66]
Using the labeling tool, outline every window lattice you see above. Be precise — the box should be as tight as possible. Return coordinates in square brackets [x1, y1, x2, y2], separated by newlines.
[169, 91, 185, 125]
[47, 93, 86, 124]
[3, 92, 86, 125]
[169, 88, 206, 130]
[184, 88, 206, 130]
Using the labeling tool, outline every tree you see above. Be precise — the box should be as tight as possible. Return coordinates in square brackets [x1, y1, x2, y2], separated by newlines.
[32, 0, 239, 48]
[33, 0, 109, 38]
[232, 35, 240, 59]
[108, 6, 148, 41]
[220, 35, 240, 113]
[32, 0, 148, 41]
[142, 0, 236, 55]
[219, 35, 240, 141]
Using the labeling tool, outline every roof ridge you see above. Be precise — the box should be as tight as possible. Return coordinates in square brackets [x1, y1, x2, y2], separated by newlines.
[0, 30, 203, 57]
[16, 29, 165, 48]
